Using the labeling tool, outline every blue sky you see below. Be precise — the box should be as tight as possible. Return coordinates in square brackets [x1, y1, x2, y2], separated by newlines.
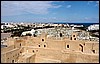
[1, 1, 99, 23]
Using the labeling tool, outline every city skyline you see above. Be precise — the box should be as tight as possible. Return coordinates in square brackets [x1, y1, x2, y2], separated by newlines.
[1, 1, 99, 23]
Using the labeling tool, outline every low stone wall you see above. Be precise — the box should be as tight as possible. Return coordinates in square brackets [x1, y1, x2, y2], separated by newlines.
[35, 57, 61, 63]
[22, 47, 99, 63]
[61, 52, 99, 63]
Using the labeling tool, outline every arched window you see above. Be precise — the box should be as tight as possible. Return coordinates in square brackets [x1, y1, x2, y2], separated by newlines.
[92, 50, 95, 53]
[67, 45, 69, 48]
[33, 50, 34, 53]
[42, 39, 44, 41]
[20, 43, 21, 46]
[79, 44, 83, 52]
[12, 60, 14, 63]
[39, 45, 40, 47]
[74, 38, 76, 40]
[60, 33, 62, 37]
[73, 35, 75, 37]
[44, 45, 46, 47]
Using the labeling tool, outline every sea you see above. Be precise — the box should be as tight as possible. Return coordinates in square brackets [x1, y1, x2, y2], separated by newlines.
[53, 22, 99, 27]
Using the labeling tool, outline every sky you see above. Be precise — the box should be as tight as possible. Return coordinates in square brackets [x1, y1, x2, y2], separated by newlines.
[1, 1, 99, 23]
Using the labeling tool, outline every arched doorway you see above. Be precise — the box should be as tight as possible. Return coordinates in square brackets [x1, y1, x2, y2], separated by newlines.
[79, 44, 83, 52]
[12, 60, 14, 63]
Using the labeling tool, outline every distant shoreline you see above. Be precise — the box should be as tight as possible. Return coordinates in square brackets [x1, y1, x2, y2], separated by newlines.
[53, 23, 99, 27]
[1, 21, 99, 27]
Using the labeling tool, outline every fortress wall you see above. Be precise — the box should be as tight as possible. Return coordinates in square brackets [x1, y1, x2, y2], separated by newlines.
[1, 53, 6, 63]
[14, 42, 21, 48]
[1, 47, 7, 53]
[46, 39, 65, 50]
[20, 40, 26, 46]
[17, 56, 26, 63]
[4, 48, 19, 63]
[35, 57, 49, 63]
[14, 39, 26, 48]
[1, 47, 24, 63]
[61, 52, 77, 63]
[6, 38, 15, 46]
[93, 43, 99, 54]
[36, 48, 62, 60]
[24, 47, 99, 63]
[19, 47, 24, 53]
[28, 54, 36, 63]
[35, 57, 61, 63]
[28, 36, 41, 43]
[1, 45, 14, 53]
[84, 43, 94, 53]
[61, 51, 99, 63]
[24, 58, 29, 63]
[65, 40, 80, 51]
[76, 53, 99, 63]
[26, 40, 40, 47]
[6, 41, 14, 46]
[25, 37, 41, 46]
[24, 47, 62, 60]
[89, 54, 99, 63]
[1, 34, 99, 63]
[24, 35, 84, 52]
[1, 46, 99, 63]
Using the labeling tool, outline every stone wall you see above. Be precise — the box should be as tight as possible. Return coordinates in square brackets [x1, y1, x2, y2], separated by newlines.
[1, 33, 99, 63]
[22, 47, 99, 63]
[1, 45, 14, 53]
[1, 47, 24, 63]
[84, 43, 99, 54]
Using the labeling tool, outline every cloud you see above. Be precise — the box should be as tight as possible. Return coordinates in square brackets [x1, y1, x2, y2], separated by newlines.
[53, 5, 62, 8]
[66, 5, 71, 8]
[96, 1, 99, 6]
[1, 1, 62, 16]
[84, 17, 99, 21]
[94, 1, 99, 7]
[87, 1, 99, 6]
[87, 1, 93, 4]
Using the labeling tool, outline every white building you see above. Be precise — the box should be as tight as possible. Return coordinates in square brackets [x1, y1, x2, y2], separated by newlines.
[21, 29, 36, 36]
[87, 24, 99, 31]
